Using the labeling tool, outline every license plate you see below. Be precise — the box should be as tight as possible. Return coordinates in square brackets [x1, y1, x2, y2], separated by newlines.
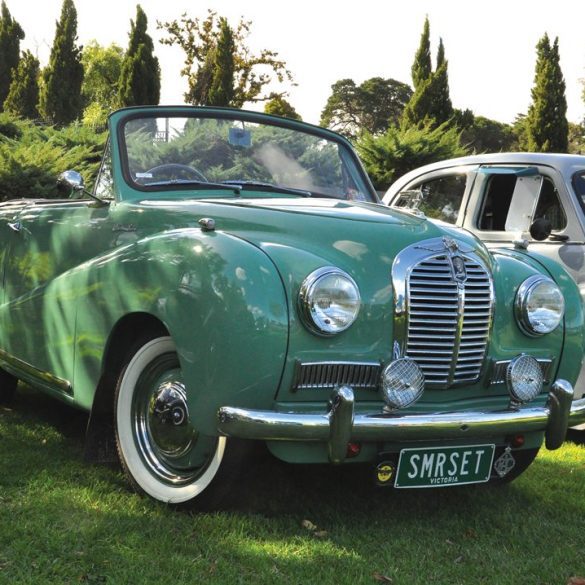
[394, 444, 495, 488]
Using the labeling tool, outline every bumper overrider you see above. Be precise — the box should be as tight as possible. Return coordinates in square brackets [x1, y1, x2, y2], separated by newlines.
[218, 380, 585, 463]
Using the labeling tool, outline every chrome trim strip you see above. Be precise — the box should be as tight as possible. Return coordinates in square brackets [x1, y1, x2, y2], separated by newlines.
[218, 381, 582, 462]
[0, 348, 72, 395]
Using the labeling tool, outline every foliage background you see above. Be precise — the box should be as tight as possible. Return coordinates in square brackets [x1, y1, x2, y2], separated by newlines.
[0, 114, 105, 201]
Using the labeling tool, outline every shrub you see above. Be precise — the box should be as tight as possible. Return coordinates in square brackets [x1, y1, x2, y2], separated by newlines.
[0, 114, 106, 201]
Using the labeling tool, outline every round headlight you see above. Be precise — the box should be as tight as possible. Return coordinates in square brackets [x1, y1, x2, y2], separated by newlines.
[298, 267, 360, 335]
[515, 275, 564, 335]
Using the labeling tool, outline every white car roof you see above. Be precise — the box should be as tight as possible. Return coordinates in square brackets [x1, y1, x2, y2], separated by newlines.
[383, 152, 585, 204]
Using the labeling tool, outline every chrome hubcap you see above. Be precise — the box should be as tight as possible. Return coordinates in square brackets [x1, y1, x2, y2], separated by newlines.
[149, 381, 196, 457]
[132, 352, 218, 486]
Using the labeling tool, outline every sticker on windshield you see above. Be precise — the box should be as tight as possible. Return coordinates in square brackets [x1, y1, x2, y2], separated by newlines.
[136, 172, 153, 178]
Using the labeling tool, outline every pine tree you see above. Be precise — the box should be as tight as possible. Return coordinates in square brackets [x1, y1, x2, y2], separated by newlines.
[207, 18, 235, 106]
[38, 0, 84, 125]
[4, 50, 39, 118]
[411, 17, 432, 90]
[0, 1, 24, 110]
[118, 5, 160, 107]
[526, 34, 568, 152]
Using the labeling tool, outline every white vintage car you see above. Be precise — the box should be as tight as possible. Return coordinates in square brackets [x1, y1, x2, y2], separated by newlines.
[383, 152, 585, 399]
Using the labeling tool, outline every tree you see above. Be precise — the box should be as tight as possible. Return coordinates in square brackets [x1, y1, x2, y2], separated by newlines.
[4, 50, 39, 118]
[411, 16, 432, 90]
[207, 17, 235, 107]
[118, 5, 160, 107]
[526, 34, 568, 152]
[568, 122, 585, 154]
[0, 1, 23, 110]
[158, 9, 294, 107]
[320, 77, 412, 140]
[431, 39, 453, 123]
[81, 41, 124, 125]
[38, 0, 84, 125]
[264, 93, 301, 120]
[402, 20, 453, 130]
[357, 122, 467, 191]
[462, 116, 518, 153]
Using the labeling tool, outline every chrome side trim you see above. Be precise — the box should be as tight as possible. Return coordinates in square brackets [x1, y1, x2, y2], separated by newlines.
[217, 381, 583, 462]
[0, 348, 72, 395]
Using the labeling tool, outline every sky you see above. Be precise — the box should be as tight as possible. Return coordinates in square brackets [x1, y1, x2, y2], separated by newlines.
[10, 0, 585, 126]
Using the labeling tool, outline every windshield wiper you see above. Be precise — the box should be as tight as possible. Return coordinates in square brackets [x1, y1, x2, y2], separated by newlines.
[144, 179, 241, 194]
[221, 180, 312, 197]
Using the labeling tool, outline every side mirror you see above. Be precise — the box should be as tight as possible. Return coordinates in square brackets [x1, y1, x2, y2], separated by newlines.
[57, 170, 84, 197]
[529, 217, 552, 241]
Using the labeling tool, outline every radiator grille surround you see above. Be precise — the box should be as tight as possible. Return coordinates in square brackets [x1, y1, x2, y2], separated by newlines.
[393, 238, 494, 389]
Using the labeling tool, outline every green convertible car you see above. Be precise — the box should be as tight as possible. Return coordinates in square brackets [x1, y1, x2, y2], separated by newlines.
[1, 106, 584, 505]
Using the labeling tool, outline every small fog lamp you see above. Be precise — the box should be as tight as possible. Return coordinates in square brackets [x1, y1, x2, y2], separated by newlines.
[381, 358, 425, 410]
[506, 355, 543, 404]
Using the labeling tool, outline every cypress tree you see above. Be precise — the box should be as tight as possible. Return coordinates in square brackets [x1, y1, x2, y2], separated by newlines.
[118, 5, 160, 107]
[411, 17, 432, 90]
[430, 38, 453, 125]
[526, 34, 568, 152]
[38, 0, 84, 125]
[207, 18, 235, 107]
[4, 50, 39, 118]
[0, 1, 24, 110]
[403, 25, 454, 130]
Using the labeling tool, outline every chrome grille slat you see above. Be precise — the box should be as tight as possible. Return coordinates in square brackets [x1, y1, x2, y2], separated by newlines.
[293, 362, 381, 391]
[405, 253, 492, 387]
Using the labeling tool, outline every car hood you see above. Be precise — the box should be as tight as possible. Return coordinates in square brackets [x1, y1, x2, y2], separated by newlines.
[139, 196, 486, 266]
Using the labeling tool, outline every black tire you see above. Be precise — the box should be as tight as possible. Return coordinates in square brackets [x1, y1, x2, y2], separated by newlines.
[0, 367, 18, 405]
[114, 335, 243, 508]
[489, 447, 540, 485]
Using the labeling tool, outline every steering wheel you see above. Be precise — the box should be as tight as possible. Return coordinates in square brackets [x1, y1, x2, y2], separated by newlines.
[145, 163, 207, 183]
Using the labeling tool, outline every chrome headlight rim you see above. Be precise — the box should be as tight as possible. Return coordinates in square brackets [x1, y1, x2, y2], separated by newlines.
[298, 266, 361, 336]
[515, 275, 564, 337]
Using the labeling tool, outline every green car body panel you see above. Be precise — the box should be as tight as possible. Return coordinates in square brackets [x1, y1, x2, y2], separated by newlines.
[1, 105, 584, 501]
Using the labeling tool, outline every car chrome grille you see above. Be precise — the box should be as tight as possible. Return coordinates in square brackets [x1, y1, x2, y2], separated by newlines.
[406, 254, 492, 388]
[292, 362, 381, 391]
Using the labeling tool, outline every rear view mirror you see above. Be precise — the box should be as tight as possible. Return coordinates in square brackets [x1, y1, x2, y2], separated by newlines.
[57, 170, 85, 198]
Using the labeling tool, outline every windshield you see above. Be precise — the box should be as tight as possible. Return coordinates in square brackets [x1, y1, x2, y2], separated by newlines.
[122, 114, 374, 201]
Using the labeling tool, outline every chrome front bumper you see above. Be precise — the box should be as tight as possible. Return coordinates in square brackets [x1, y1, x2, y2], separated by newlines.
[217, 380, 585, 463]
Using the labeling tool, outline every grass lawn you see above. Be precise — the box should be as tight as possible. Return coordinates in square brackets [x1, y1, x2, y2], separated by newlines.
[1, 385, 584, 585]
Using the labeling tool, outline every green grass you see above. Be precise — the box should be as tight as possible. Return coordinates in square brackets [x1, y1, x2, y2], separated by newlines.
[1, 385, 584, 585]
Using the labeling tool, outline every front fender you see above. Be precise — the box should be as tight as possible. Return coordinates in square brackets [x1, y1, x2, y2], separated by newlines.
[491, 248, 585, 390]
[68, 228, 289, 432]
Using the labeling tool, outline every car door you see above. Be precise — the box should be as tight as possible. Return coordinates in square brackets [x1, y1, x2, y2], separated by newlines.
[462, 164, 584, 285]
[0, 198, 115, 396]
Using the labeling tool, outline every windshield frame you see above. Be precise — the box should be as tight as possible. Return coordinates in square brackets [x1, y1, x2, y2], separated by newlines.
[116, 106, 379, 203]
